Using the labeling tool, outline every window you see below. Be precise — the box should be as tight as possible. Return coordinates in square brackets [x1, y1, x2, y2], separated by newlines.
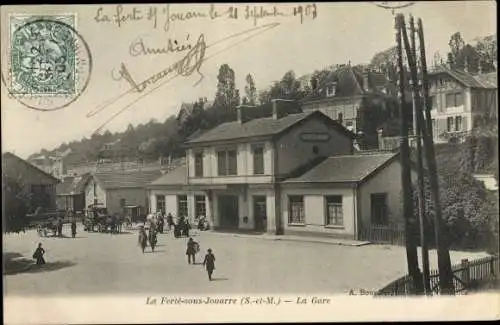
[177, 195, 188, 218]
[337, 112, 343, 124]
[445, 92, 463, 108]
[326, 83, 336, 97]
[455, 116, 463, 131]
[325, 196, 343, 226]
[447, 117, 454, 132]
[217, 149, 238, 176]
[431, 119, 436, 133]
[156, 195, 165, 214]
[120, 198, 126, 207]
[288, 196, 305, 224]
[312, 146, 319, 155]
[253, 146, 264, 175]
[194, 152, 204, 177]
[195, 195, 206, 218]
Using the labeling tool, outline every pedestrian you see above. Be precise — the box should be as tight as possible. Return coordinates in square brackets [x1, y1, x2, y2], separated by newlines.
[71, 220, 77, 238]
[149, 228, 158, 252]
[166, 213, 174, 231]
[138, 226, 148, 253]
[57, 218, 63, 237]
[203, 248, 216, 281]
[186, 237, 198, 264]
[32, 243, 46, 265]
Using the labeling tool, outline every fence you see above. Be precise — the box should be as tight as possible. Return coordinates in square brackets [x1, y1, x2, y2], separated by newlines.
[376, 255, 499, 296]
[359, 224, 406, 246]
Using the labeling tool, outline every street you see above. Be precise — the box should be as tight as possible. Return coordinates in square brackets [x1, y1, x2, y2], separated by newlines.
[3, 224, 490, 295]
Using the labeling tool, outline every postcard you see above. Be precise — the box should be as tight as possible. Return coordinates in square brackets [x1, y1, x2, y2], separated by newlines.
[2, 2, 499, 324]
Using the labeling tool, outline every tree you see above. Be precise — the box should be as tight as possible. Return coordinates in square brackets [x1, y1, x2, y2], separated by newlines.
[370, 46, 397, 68]
[449, 32, 466, 60]
[211, 64, 240, 124]
[244, 73, 257, 105]
[473, 34, 497, 72]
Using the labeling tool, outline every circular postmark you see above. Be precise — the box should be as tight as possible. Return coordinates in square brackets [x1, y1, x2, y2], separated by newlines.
[373, 2, 415, 11]
[2, 16, 92, 111]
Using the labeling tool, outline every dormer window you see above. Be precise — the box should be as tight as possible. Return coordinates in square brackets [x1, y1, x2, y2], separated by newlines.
[326, 82, 337, 97]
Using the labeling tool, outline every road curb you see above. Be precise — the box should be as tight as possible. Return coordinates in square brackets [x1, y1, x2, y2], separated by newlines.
[205, 231, 372, 247]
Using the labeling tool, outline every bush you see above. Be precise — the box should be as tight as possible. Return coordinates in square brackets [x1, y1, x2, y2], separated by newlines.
[412, 172, 498, 252]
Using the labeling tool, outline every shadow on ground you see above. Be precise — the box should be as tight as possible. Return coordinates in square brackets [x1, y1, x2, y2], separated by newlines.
[3, 252, 76, 275]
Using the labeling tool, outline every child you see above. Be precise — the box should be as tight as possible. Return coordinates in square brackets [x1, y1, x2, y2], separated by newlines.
[203, 248, 216, 281]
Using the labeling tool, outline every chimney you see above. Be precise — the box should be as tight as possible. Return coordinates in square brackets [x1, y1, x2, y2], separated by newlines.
[237, 105, 256, 123]
[362, 68, 370, 92]
[464, 58, 469, 73]
[272, 100, 279, 119]
[446, 52, 453, 69]
[478, 60, 483, 74]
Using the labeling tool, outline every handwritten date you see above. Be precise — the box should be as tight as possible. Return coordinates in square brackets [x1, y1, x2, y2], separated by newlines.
[94, 4, 317, 30]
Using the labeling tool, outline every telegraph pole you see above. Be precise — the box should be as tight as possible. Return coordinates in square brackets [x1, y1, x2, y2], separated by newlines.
[395, 15, 423, 294]
[409, 15, 431, 294]
[416, 17, 455, 294]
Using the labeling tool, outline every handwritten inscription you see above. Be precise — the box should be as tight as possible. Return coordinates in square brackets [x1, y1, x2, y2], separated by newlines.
[88, 23, 280, 134]
[113, 33, 206, 93]
[94, 4, 317, 30]
[129, 34, 193, 57]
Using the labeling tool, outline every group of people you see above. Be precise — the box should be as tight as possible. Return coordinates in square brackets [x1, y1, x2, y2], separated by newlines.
[138, 226, 158, 253]
[137, 225, 216, 281]
[37, 219, 77, 238]
[186, 238, 216, 281]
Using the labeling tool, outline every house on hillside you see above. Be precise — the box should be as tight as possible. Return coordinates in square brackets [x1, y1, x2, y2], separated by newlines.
[2, 152, 59, 213]
[29, 151, 69, 180]
[428, 57, 498, 143]
[84, 169, 163, 217]
[176, 98, 213, 125]
[56, 173, 91, 213]
[147, 100, 411, 239]
[299, 64, 398, 134]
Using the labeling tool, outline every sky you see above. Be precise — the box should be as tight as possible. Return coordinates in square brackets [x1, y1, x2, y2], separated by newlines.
[1, 1, 497, 159]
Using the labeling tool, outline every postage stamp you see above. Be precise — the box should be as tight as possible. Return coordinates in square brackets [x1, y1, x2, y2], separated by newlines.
[4, 14, 92, 111]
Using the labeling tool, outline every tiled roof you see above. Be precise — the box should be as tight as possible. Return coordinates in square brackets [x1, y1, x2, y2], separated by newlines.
[299, 65, 396, 103]
[474, 72, 497, 89]
[149, 164, 187, 186]
[94, 169, 164, 189]
[56, 173, 91, 195]
[185, 110, 353, 145]
[282, 153, 398, 184]
[2, 152, 59, 184]
[429, 65, 497, 89]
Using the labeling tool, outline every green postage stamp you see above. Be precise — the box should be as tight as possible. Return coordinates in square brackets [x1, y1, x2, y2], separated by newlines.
[6, 14, 91, 111]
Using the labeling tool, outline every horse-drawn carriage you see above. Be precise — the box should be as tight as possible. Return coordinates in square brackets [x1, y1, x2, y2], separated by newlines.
[84, 204, 123, 233]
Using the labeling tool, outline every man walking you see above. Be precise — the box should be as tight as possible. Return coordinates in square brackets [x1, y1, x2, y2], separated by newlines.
[71, 220, 77, 238]
[203, 248, 216, 281]
[186, 238, 198, 264]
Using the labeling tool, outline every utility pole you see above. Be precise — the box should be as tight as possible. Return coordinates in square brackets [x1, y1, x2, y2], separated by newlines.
[395, 14, 423, 294]
[416, 17, 455, 294]
[409, 15, 431, 294]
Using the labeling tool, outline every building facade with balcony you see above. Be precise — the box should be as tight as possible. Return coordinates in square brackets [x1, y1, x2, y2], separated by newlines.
[428, 64, 497, 143]
[148, 102, 354, 233]
[298, 64, 398, 135]
[147, 102, 411, 239]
